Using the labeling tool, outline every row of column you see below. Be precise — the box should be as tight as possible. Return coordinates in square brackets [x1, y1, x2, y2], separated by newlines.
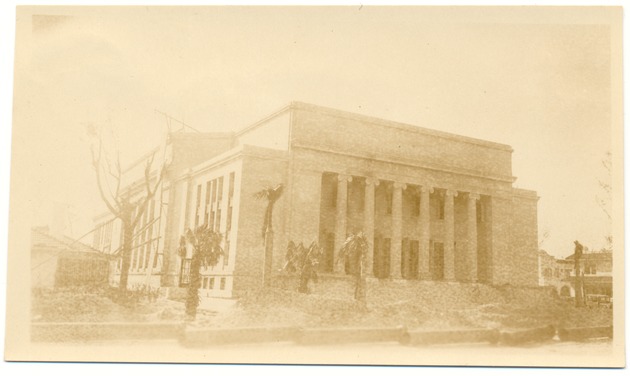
[333, 174, 480, 281]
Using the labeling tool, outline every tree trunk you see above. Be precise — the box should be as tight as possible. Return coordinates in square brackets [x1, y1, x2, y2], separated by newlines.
[186, 252, 202, 320]
[354, 257, 366, 302]
[298, 265, 310, 293]
[118, 221, 134, 293]
[263, 229, 274, 288]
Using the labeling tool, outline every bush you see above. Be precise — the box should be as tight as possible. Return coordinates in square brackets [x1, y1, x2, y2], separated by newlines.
[106, 284, 161, 307]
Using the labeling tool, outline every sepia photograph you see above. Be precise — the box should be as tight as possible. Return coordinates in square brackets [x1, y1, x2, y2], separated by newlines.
[2, 4, 625, 370]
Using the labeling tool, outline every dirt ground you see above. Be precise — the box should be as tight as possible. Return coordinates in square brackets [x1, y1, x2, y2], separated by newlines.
[198, 283, 613, 330]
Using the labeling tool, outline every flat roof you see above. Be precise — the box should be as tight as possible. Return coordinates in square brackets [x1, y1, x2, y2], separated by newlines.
[237, 101, 514, 152]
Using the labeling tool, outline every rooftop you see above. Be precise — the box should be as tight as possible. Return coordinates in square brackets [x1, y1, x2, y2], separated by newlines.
[32, 226, 102, 255]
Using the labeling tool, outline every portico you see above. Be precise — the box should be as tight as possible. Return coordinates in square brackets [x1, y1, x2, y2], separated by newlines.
[319, 172, 488, 283]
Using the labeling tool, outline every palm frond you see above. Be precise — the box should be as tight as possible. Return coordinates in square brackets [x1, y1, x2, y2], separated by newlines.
[337, 232, 369, 271]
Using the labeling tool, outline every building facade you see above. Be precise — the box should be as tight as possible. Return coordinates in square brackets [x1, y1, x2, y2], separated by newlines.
[538, 249, 573, 297]
[538, 249, 612, 298]
[93, 102, 540, 297]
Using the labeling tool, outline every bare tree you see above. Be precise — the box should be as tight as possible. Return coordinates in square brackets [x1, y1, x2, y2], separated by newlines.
[596, 151, 612, 252]
[538, 227, 551, 249]
[91, 135, 166, 293]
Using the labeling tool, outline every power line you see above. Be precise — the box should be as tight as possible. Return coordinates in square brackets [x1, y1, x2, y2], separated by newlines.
[154, 109, 201, 133]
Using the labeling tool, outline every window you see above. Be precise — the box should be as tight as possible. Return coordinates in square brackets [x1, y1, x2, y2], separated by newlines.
[209, 277, 215, 289]
[226, 206, 233, 232]
[209, 209, 215, 231]
[211, 179, 217, 203]
[330, 180, 337, 207]
[224, 241, 230, 266]
[217, 176, 224, 201]
[215, 209, 221, 232]
[386, 190, 393, 214]
[179, 259, 192, 286]
[205, 181, 212, 203]
[220, 277, 226, 290]
[203, 277, 208, 289]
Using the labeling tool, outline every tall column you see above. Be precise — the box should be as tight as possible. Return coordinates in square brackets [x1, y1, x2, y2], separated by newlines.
[391, 182, 406, 279]
[364, 177, 379, 276]
[334, 174, 352, 273]
[467, 193, 480, 282]
[444, 189, 458, 281]
[419, 186, 433, 279]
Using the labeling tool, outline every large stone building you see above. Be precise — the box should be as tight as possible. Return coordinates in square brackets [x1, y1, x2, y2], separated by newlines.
[93, 102, 539, 297]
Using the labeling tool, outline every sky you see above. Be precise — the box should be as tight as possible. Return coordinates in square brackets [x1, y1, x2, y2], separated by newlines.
[9, 6, 618, 258]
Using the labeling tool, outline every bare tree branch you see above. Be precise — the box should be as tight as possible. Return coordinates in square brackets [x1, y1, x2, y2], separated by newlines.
[91, 139, 121, 215]
[131, 155, 167, 228]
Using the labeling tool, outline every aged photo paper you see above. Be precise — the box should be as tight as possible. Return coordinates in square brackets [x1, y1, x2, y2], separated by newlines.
[3, 5, 625, 368]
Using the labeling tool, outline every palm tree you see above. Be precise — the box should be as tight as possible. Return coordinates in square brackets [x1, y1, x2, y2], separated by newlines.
[254, 184, 283, 287]
[283, 241, 322, 293]
[178, 225, 223, 320]
[337, 232, 369, 302]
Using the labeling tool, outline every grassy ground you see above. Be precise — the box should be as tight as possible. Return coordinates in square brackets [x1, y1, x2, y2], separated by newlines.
[32, 283, 612, 331]
[31, 286, 186, 322]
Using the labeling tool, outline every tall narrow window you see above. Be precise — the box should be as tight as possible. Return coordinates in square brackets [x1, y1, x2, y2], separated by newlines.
[224, 240, 230, 266]
[215, 209, 221, 232]
[218, 176, 224, 201]
[226, 206, 233, 232]
[211, 179, 217, 203]
[179, 259, 192, 286]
